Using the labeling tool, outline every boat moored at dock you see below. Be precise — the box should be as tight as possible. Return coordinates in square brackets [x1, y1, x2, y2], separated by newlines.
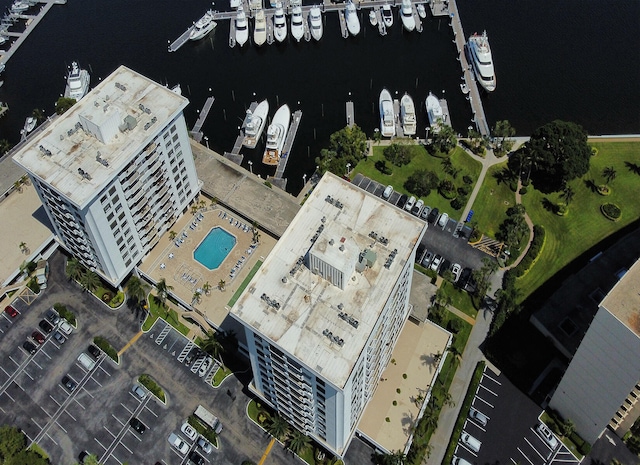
[64, 61, 90, 102]
[382, 4, 393, 28]
[369, 10, 377, 27]
[254, 9, 267, 46]
[426, 92, 444, 131]
[263, 104, 291, 166]
[345, 1, 360, 37]
[10, 1, 30, 13]
[189, 10, 217, 41]
[379, 88, 395, 138]
[21, 116, 36, 135]
[243, 99, 269, 149]
[467, 30, 496, 92]
[417, 3, 426, 19]
[291, 5, 304, 42]
[309, 6, 323, 41]
[400, 93, 416, 136]
[273, 3, 287, 43]
[235, 8, 249, 47]
[400, 0, 415, 32]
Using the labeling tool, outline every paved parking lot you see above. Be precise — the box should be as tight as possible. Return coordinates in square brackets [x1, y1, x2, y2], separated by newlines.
[453, 365, 580, 465]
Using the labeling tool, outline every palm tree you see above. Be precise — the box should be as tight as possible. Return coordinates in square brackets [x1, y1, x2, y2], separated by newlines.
[32, 108, 44, 122]
[603, 166, 617, 185]
[126, 276, 150, 307]
[266, 414, 290, 441]
[446, 345, 463, 368]
[433, 287, 451, 310]
[422, 406, 439, 432]
[199, 199, 206, 209]
[0, 139, 11, 156]
[168, 230, 177, 240]
[192, 291, 201, 305]
[252, 221, 261, 244]
[210, 197, 218, 208]
[218, 279, 226, 291]
[202, 281, 212, 295]
[190, 204, 198, 215]
[560, 185, 575, 206]
[19, 241, 27, 253]
[66, 257, 83, 282]
[381, 450, 406, 465]
[13, 179, 23, 193]
[201, 330, 225, 366]
[287, 429, 311, 455]
[155, 278, 173, 306]
[80, 270, 100, 293]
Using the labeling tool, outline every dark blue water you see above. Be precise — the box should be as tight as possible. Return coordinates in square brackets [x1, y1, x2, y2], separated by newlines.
[0, 0, 638, 193]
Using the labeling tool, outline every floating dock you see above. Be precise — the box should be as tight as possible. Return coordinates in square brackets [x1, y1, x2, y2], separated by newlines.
[190, 96, 215, 142]
[269, 109, 302, 191]
[346, 101, 355, 128]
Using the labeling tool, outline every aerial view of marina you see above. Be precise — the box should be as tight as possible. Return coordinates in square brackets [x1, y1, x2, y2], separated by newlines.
[0, 0, 638, 464]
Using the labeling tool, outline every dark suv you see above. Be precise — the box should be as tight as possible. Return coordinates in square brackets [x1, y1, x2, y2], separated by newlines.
[427, 207, 439, 224]
[39, 319, 54, 334]
[88, 345, 102, 359]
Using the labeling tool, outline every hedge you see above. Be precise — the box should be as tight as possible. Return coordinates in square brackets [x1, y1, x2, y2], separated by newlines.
[54, 303, 76, 326]
[513, 225, 545, 278]
[93, 336, 119, 363]
[138, 374, 166, 402]
[188, 414, 218, 446]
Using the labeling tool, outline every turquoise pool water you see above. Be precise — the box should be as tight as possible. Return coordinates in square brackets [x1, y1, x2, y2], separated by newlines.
[194, 227, 236, 270]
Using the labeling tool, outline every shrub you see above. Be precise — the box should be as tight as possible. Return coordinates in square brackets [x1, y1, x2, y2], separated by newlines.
[439, 179, 457, 199]
[404, 170, 440, 198]
[102, 292, 113, 303]
[512, 225, 545, 278]
[374, 159, 392, 175]
[519, 186, 528, 195]
[138, 374, 166, 402]
[93, 336, 119, 363]
[396, 388, 401, 394]
[601, 203, 621, 220]
[383, 143, 415, 166]
[457, 185, 470, 196]
[393, 400, 397, 406]
[27, 277, 40, 293]
[54, 303, 76, 326]
[109, 292, 124, 308]
[447, 318, 463, 333]
[450, 197, 465, 210]
[264, 181, 272, 188]
[188, 414, 218, 445]
[385, 417, 390, 422]
[462, 175, 473, 185]
[402, 373, 407, 379]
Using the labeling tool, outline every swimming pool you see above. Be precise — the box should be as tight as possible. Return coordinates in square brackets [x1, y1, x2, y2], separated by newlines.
[193, 227, 236, 270]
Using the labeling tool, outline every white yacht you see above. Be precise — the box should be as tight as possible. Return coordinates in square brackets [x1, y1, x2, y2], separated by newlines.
[230, 0, 242, 7]
[309, 6, 323, 41]
[369, 10, 377, 27]
[243, 99, 269, 149]
[189, 10, 217, 41]
[417, 3, 426, 19]
[23, 116, 36, 134]
[379, 88, 395, 138]
[426, 92, 444, 130]
[400, 93, 416, 136]
[273, 3, 287, 43]
[345, 1, 360, 36]
[262, 104, 291, 166]
[64, 61, 90, 101]
[467, 30, 496, 92]
[10, 1, 30, 13]
[235, 8, 249, 47]
[291, 5, 304, 42]
[254, 9, 267, 46]
[400, 0, 415, 32]
[381, 4, 393, 28]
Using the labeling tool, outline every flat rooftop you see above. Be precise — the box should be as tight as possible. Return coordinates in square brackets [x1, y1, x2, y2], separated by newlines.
[601, 258, 640, 337]
[12, 65, 188, 208]
[231, 172, 426, 388]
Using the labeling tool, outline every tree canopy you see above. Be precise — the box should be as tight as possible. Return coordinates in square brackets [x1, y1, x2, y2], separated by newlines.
[315, 125, 367, 175]
[0, 426, 48, 465]
[404, 170, 440, 198]
[55, 97, 76, 115]
[509, 120, 591, 193]
[430, 124, 457, 154]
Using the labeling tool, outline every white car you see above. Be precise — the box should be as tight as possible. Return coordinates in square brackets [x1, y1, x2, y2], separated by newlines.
[468, 407, 488, 427]
[197, 436, 213, 454]
[131, 383, 147, 400]
[536, 422, 559, 449]
[430, 255, 442, 272]
[452, 456, 473, 465]
[168, 432, 189, 455]
[181, 422, 198, 441]
[438, 212, 449, 228]
[451, 263, 462, 282]
[198, 356, 213, 378]
[461, 432, 481, 453]
[58, 320, 73, 335]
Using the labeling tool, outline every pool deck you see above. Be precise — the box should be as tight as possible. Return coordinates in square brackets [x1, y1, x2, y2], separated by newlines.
[138, 203, 277, 328]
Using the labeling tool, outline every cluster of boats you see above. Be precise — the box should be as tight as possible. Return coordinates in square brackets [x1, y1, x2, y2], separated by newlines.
[378, 89, 448, 138]
[240, 100, 292, 167]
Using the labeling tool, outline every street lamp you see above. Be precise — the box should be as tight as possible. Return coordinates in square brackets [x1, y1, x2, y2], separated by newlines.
[346, 163, 351, 176]
[248, 160, 253, 174]
[303, 173, 307, 185]
[203, 136, 209, 149]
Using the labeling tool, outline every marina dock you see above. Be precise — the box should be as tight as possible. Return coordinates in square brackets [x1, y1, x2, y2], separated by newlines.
[0, 0, 67, 68]
[346, 101, 355, 128]
[393, 99, 405, 138]
[269, 110, 302, 191]
[190, 96, 215, 142]
[168, 25, 195, 52]
[223, 101, 258, 166]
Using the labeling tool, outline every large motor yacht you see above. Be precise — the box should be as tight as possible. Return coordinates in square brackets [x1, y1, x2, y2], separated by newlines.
[400, 0, 415, 32]
[189, 10, 217, 41]
[379, 88, 395, 138]
[345, 1, 360, 37]
[64, 61, 90, 101]
[425, 92, 444, 131]
[467, 30, 496, 92]
[243, 100, 269, 149]
[309, 6, 323, 41]
[262, 104, 291, 166]
[235, 8, 249, 47]
[291, 5, 304, 42]
[400, 93, 416, 136]
[381, 4, 393, 28]
[254, 9, 267, 46]
[273, 3, 287, 43]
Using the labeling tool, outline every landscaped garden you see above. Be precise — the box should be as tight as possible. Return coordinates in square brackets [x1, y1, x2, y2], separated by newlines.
[469, 162, 516, 239]
[141, 294, 190, 336]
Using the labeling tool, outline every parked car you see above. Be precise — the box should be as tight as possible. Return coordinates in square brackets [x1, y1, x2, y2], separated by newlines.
[188, 450, 205, 465]
[58, 320, 73, 335]
[383, 185, 393, 199]
[168, 433, 189, 455]
[440, 259, 452, 277]
[404, 196, 416, 211]
[411, 199, 424, 216]
[460, 432, 482, 453]
[23, 340, 37, 354]
[451, 263, 462, 283]
[45, 308, 60, 325]
[536, 422, 559, 449]
[198, 357, 213, 378]
[430, 255, 442, 272]
[427, 207, 439, 223]
[87, 344, 102, 359]
[32, 330, 46, 345]
[398, 194, 408, 209]
[129, 417, 146, 434]
[420, 205, 431, 220]
[422, 251, 434, 268]
[4, 305, 18, 318]
[181, 422, 198, 441]
[62, 375, 76, 392]
[459, 267, 476, 292]
[452, 456, 473, 465]
[77, 352, 96, 371]
[39, 319, 54, 334]
[468, 407, 489, 427]
[53, 331, 66, 344]
[197, 437, 213, 454]
[131, 383, 147, 400]
[438, 212, 449, 228]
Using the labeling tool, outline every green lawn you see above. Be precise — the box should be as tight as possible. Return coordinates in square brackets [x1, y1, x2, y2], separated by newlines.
[227, 260, 263, 307]
[441, 281, 477, 318]
[142, 295, 190, 336]
[470, 161, 516, 238]
[518, 141, 640, 299]
[353, 145, 482, 216]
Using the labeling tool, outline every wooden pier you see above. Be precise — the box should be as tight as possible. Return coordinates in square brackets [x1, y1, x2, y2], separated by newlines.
[346, 101, 355, 128]
[190, 96, 215, 142]
[0, 0, 66, 68]
[269, 110, 302, 191]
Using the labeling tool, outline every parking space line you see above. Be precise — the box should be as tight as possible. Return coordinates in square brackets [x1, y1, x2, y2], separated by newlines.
[131, 432, 142, 442]
[97, 365, 112, 377]
[40, 405, 52, 417]
[31, 417, 42, 430]
[94, 437, 108, 451]
[111, 452, 123, 464]
[524, 437, 548, 461]
[74, 398, 86, 410]
[91, 377, 103, 388]
[121, 402, 134, 414]
[120, 441, 133, 454]
[517, 447, 535, 465]
[0, 365, 11, 376]
[111, 413, 126, 426]
[13, 379, 24, 391]
[82, 387, 95, 398]
[9, 355, 21, 367]
[465, 420, 486, 433]
[23, 369, 34, 380]
[54, 420, 67, 433]
[510, 457, 519, 464]
[45, 432, 58, 445]
[50, 394, 61, 406]
[3, 390, 15, 402]
[479, 383, 498, 397]
[482, 371, 502, 386]
[104, 426, 117, 438]
[32, 358, 43, 369]
[144, 404, 159, 417]
[64, 409, 77, 422]
[39, 348, 52, 360]
[474, 395, 494, 409]
[0, 405, 5, 413]
[457, 442, 478, 458]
